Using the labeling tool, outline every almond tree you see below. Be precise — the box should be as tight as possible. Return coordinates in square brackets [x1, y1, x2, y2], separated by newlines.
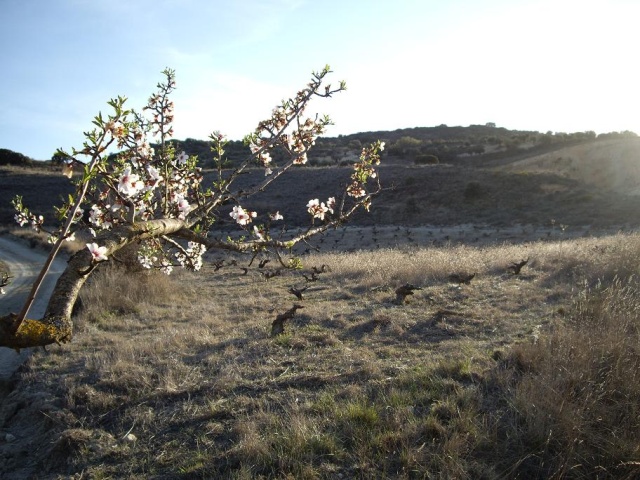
[0, 66, 383, 350]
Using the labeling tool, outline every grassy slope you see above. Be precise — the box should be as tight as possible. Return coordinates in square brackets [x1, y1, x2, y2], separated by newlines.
[1, 140, 640, 478]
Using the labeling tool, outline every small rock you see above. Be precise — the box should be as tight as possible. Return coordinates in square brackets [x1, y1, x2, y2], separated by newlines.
[122, 433, 137, 443]
[4, 433, 16, 443]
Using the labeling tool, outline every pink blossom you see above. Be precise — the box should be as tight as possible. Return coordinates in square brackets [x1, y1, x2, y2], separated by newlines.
[326, 197, 336, 214]
[211, 131, 227, 142]
[87, 242, 108, 262]
[89, 205, 103, 226]
[146, 165, 163, 186]
[230, 205, 257, 225]
[177, 198, 191, 219]
[249, 140, 262, 154]
[253, 225, 266, 241]
[269, 211, 284, 221]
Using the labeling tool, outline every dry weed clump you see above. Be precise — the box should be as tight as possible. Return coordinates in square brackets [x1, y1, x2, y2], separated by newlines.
[76, 263, 180, 325]
[316, 245, 500, 289]
[488, 276, 640, 479]
[525, 232, 640, 283]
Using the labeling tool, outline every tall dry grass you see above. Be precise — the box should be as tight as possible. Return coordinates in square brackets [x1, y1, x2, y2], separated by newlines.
[489, 276, 640, 479]
[317, 233, 640, 289]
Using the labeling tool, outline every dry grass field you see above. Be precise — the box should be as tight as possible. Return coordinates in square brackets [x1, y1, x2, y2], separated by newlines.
[1, 231, 640, 478]
[1, 138, 640, 478]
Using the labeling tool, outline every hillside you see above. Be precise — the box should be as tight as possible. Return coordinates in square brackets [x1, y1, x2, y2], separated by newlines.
[2, 134, 640, 233]
[170, 125, 603, 168]
[504, 137, 640, 194]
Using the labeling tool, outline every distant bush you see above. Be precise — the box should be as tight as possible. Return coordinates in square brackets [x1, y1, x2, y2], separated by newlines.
[414, 154, 439, 165]
[0, 148, 33, 166]
[463, 181, 485, 201]
[597, 130, 638, 140]
[388, 136, 422, 157]
[168, 137, 251, 168]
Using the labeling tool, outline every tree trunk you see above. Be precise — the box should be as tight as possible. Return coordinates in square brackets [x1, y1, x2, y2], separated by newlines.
[0, 218, 187, 350]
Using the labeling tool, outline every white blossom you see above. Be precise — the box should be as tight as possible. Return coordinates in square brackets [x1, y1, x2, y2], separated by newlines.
[118, 166, 143, 197]
[87, 242, 108, 262]
[307, 198, 329, 220]
[176, 151, 189, 165]
[230, 205, 256, 225]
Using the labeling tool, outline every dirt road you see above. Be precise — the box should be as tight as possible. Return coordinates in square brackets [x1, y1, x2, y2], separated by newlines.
[0, 236, 67, 380]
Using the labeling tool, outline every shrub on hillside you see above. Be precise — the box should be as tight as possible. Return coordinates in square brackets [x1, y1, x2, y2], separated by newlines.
[463, 181, 485, 201]
[414, 154, 439, 165]
[0, 148, 33, 166]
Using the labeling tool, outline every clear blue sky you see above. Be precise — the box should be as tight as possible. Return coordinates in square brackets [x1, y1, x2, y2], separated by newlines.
[2, 0, 639, 160]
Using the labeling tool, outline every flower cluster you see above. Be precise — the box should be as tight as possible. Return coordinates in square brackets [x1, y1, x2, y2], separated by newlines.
[230, 205, 257, 225]
[135, 238, 206, 274]
[137, 240, 166, 271]
[174, 241, 206, 272]
[346, 182, 366, 198]
[85, 148, 200, 232]
[88, 204, 112, 230]
[12, 71, 203, 275]
[146, 74, 176, 137]
[17, 212, 43, 231]
[84, 145, 201, 262]
[12, 196, 44, 233]
[307, 197, 335, 220]
[68, 70, 203, 269]
[347, 141, 384, 206]
[245, 67, 342, 176]
[301, 140, 383, 223]
[289, 117, 327, 165]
